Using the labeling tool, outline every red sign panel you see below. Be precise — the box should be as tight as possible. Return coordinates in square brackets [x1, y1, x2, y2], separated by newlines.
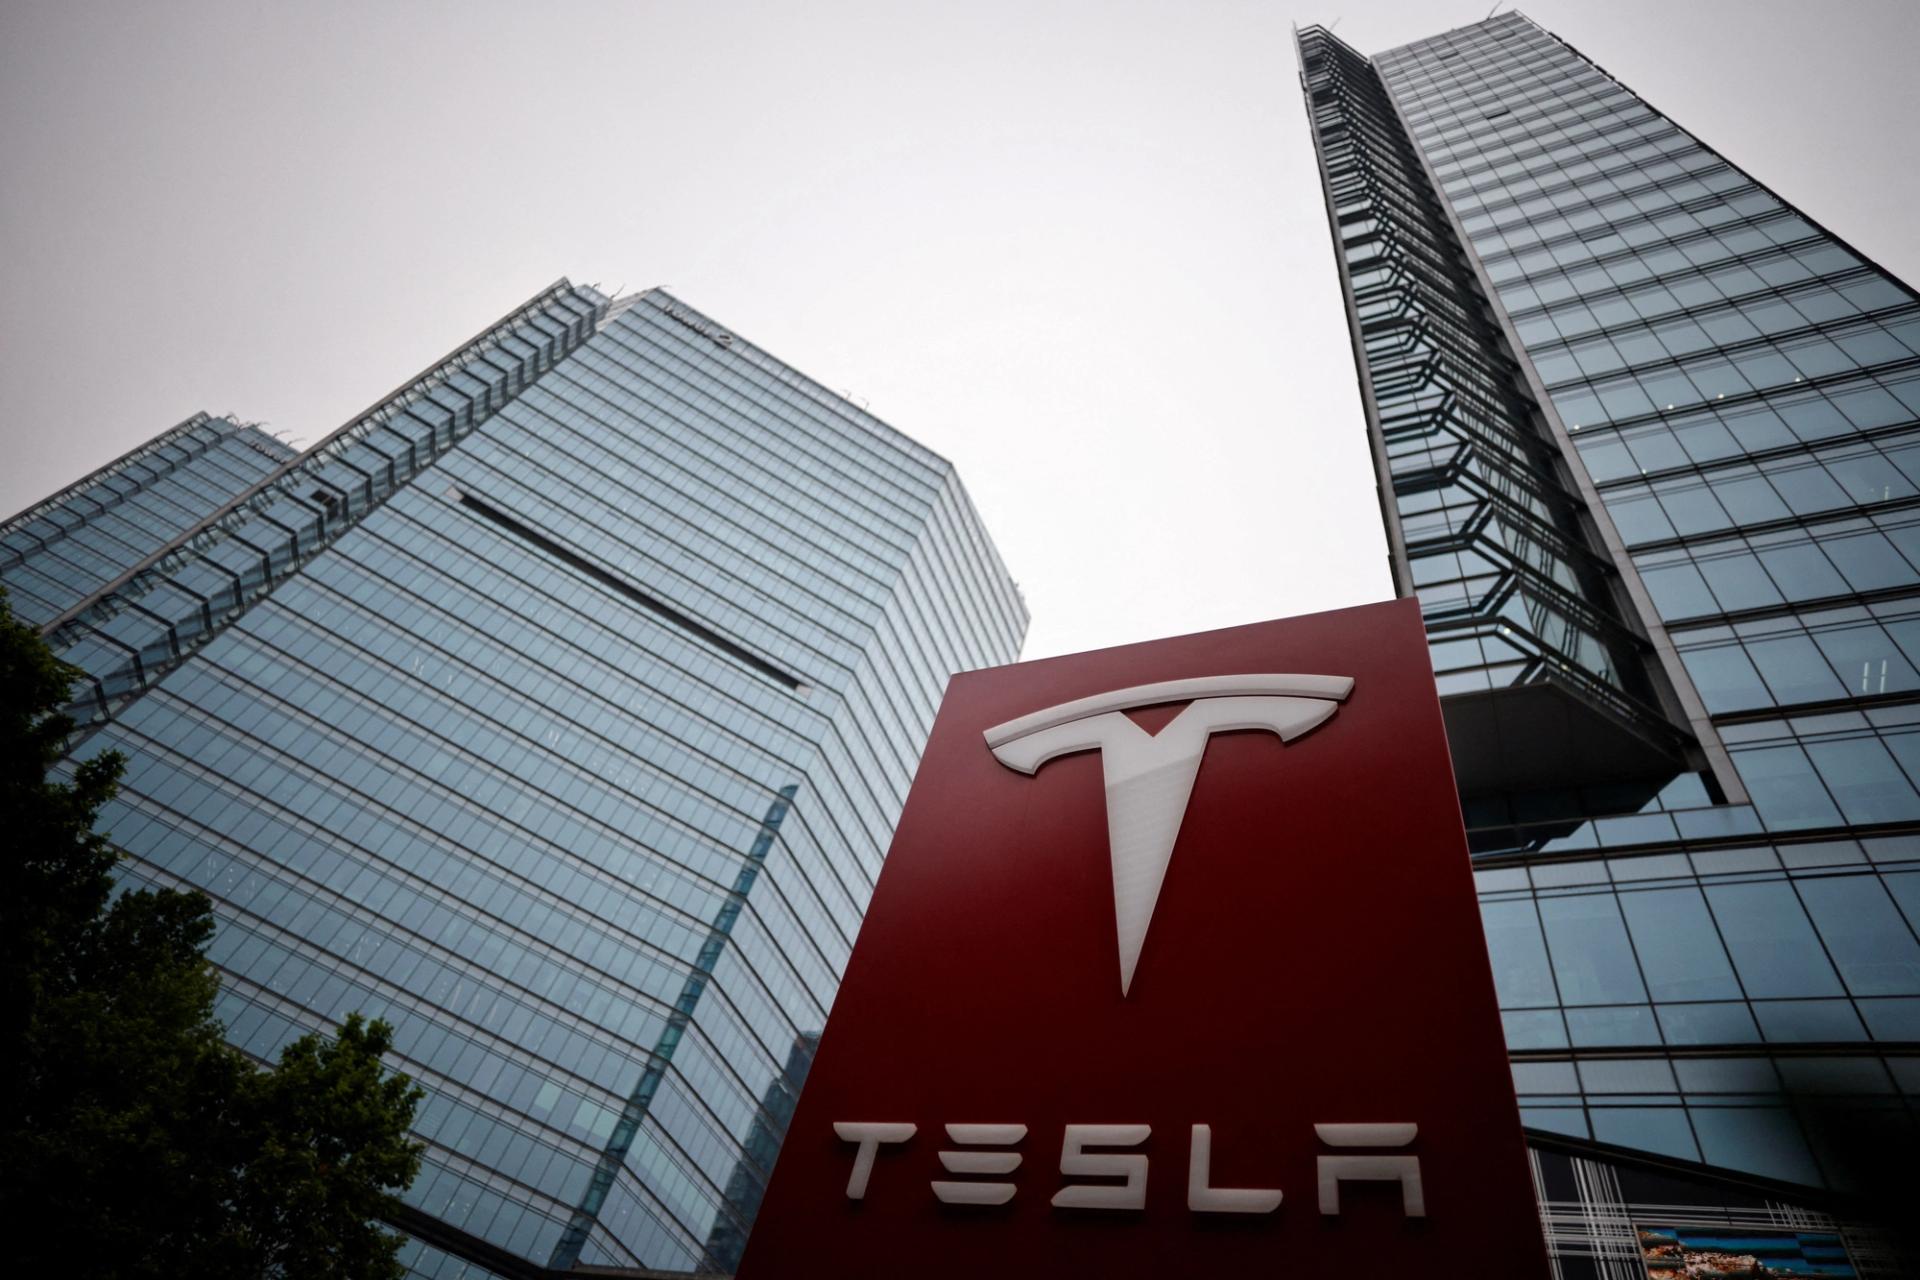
[737, 601, 1548, 1278]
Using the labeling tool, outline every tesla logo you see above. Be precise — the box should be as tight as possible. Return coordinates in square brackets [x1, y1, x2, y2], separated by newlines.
[984, 674, 1353, 995]
[829, 1120, 1425, 1217]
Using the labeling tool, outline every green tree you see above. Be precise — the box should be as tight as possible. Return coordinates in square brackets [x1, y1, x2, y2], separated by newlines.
[1, 591, 425, 1279]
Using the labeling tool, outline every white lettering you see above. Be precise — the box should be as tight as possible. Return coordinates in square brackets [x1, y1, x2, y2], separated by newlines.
[932, 1123, 1026, 1205]
[1187, 1124, 1282, 1214]
[833, 1121, 915, 1199]
[832, 1118, 1431, 1218]
[1051, 1124, 1150, 1211]
[1314, 1122, 1424, 1217]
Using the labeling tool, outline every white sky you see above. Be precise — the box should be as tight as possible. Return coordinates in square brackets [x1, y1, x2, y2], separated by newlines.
[3, 0, 1915, 660]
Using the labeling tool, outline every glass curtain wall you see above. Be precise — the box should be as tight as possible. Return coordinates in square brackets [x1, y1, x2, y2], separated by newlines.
[1, 412, 296, 627]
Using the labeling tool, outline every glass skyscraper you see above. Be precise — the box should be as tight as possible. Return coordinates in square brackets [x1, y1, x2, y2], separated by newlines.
[3, 281, 1025, 1276]
[1300, 12, 1918, 1275]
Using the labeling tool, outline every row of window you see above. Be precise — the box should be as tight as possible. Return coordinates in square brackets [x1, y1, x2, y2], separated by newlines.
[1385, 17, 1536, 99]
[1637, 506, 1920, 622]
[644, 289, 954, 481]
[1404, 43, 1639, 154]
[1442, 112, 1681, 217]
[612, 308, 946, 532]
[1431, 84, 1647, 186]
[537, 343, 1028, 690]
[1415, 66, 1644, 178]
[94, 629, 868, 1260]
[1479, 860, 1920, 1029]
[1605, 429, 1920, 548]
[398, 1237, 513, 1280]
[1394, 35, 1587, 130]
[369, 500, 917, 921]
[1535, 291, 1910, 396]
[1680, 602, 1920, 715]
[1719, 701, 1920, 827]
[173, 784, 778, 1265]
[593, 1162, 708, 1270]
[1499, 232, 1857, 322]
[1512, 1054, 1915, 1189]
[203, 915, 632, 1219]
[1465, 141, 1746, 259]
[0, 433, 290, 624]
[0, 418, 280, 559]
[1489, 206, 1806, 301]
[548, 350, 923, 579]
[1547, 316, 1919, 438]
[381, 496, 918, 877]
[1519, 264, 1905, 355]
[1576, 376, 1920, 486]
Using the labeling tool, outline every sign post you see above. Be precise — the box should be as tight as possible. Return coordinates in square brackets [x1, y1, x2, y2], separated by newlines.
[737, 600, 1549, 1278]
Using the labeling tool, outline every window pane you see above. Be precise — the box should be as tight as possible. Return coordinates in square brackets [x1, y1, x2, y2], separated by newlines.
[1538, 894, 1649, 1006]
[1618, 886, 1744, 1000]
[1655, 1002, 1761, 1045]
[1755, 544, 1849, 600]
[1681, 645, 1771, 713]
[1805, 736, 1920, 824]
[1689, 1107, 1823, 1186]
[1641, 562, 1717, 618]
[1703, 880, 1844, 997]
[1858, 997, 1920, 1040]
[1794, 875, 1920, 996]
[1611, 495, 1676, 543]
[1520, 1108, 1588, 1138]
[1710, 474, 1789, 524]
[1673, 415, 1742, 463]
[1501, 1009, 1568, 1049]
[1699, 553, 1783, 611]
[1746, 635, 1845, 705]
[1658, 477, 1736, 533]
[1480, 900, 1559, 1007]
[1886, 871, 1920, 934]
[1766, 464, 1848, 516]
[1815, 624, 1920, 695]
[1824, 532, 1917, 592]
[1731, 744, 1841, 830]
[1566, 1005, 1660, 1047]
[1577, 438, 1637, 482]
[1590, 1107, 1701, 1161]
[1753, 999, 1865, 1042]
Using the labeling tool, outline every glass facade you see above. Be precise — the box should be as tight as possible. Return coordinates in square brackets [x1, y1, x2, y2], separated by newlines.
[9, 281, 1025, 1275]
[1, 411, 296, 629]
[1301, 12, 1917, 1275]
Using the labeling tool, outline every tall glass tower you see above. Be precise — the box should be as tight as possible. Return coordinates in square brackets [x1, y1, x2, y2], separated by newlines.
[3, 281, 1026, 1277]
[1300, 12, 1918, 1275]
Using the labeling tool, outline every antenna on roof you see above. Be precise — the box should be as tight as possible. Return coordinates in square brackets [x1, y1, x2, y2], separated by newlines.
[1327, 16, 1342, 31]
[1484, 2, 1505, 18]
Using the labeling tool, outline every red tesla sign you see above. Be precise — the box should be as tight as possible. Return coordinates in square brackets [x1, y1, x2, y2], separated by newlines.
[736, 601, 1548, 1278]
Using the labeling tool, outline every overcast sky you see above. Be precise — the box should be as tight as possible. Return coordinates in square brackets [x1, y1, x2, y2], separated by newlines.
[3, 0, 1915, 659]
